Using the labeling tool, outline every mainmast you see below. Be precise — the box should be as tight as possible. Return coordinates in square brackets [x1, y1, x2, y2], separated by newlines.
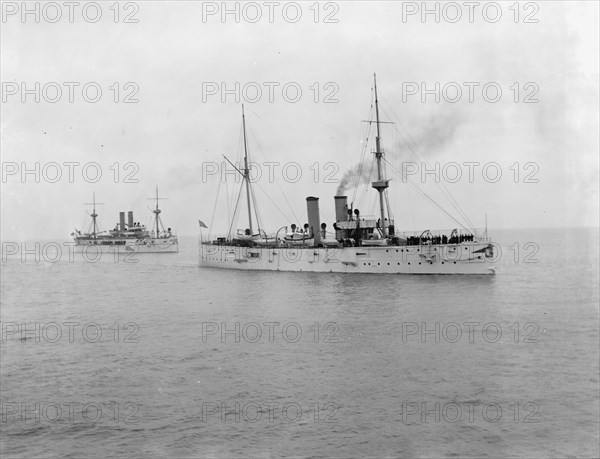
[371, 73, 390, 236]
[84, 192, 102, 238]
[153, 186, 161, 238]
[242, 105, 254, 234]
[91, 193, 98, 238]
[150, 186, 167, 238]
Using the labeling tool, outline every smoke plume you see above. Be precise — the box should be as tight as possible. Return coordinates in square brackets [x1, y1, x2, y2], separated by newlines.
[336, 163, 373, 196]
[336, 109, 464, 195]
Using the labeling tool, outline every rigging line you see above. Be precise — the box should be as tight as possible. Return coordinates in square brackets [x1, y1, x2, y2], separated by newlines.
[405, 173, 416, 229]
[209, 177, 223, 238]
[223, 123, 246, 228]
[388, 129, 477, 234]
[250, 146, 300, 225]
[351, 95, 372, 203]
[384, 188, 392, 223]
[380, 100, 478, 234]
[277, 181, 301, 224]
[395, 171, 473, 234]
[227, 180, 245, 239]
[246, 122, 267, 163]
[354, 160, 368, 212]
[368, 192, 378, 219]
[225, 175, 231, 229]
[382, 159, 393, 221]
[384, 158, 474, 234]
[243, 112, 301, 226]
[434, 169, 480, 236]
[357, 158, 375, 212]
[240, 112, 266, 232]
[248, 178, 263, 232]
[352, 98, 375, 204]
[237, 149, 300, 225]
[387, 109, 481, 234]
[352, 139, 371, 208]
[358, 118, 373, 183]
[379, 103, 443, 170]
[403, 177, 471, 233]
[252, 179, 297, 226]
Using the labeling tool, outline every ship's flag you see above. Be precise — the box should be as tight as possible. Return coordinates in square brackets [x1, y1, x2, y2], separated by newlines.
[198, 220, 208, 228]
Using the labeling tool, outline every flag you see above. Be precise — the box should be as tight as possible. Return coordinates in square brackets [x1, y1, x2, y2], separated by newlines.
[198, 220, 208, 229]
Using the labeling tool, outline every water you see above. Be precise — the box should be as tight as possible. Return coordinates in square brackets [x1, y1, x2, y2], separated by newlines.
[1, 228, 598, 458]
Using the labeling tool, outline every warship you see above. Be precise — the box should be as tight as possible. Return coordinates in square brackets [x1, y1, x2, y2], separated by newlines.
[72, 187, 178, 253]
[199, 76, 495, 274]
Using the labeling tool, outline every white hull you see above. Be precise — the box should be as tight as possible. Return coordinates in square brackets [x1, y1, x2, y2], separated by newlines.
[200, 243, 495, 275]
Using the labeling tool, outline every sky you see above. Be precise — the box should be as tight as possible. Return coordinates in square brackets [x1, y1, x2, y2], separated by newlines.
[1, 0, 598, 240]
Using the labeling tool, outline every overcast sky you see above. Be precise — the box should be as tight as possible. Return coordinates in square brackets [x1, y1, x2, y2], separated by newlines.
[1, 1, 598, 240]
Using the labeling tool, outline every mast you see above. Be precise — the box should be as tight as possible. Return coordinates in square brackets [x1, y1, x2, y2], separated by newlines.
[154, 186, 160, 238]
[150, 185, 165, 238]
[484, 213, 488, 240]
[91, 192, 97, 238]
[84, 192, 102, 239]
[242, 104, 254, 234]
[371, 73, 389, 236]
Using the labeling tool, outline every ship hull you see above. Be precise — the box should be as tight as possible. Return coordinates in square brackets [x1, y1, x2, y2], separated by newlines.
[200, 242, 495, 275]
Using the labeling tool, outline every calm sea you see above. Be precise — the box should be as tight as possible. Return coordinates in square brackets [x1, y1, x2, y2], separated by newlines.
[1, 228, 598, 458]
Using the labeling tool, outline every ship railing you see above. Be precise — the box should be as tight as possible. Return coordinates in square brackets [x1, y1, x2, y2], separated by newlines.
[394, 228, 491, 244]
[336, 215, 394, 224]
[204, 233, 283, 245]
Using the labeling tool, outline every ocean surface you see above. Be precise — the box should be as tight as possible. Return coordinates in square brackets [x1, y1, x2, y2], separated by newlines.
[1, 228, 598, 458]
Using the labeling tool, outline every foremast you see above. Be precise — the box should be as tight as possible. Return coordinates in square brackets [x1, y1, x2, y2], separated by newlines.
[371, 73, 390, 236]
[151, 186, 163, 238]
[223, 104, 259, 239]
[242, 105, 254, 235]
[149, 186, 174, 239]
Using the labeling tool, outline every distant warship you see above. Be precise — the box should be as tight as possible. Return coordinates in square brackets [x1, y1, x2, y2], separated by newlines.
[72, 187, 178, 253]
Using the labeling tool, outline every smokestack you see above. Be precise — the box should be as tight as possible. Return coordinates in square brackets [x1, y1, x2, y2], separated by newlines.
[306, 196, 321, 245]
[334, 196, 347, 239]
[128, 211, 134, 228]
[119, 212, 126, 232]
[334, 196, 348, 222]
